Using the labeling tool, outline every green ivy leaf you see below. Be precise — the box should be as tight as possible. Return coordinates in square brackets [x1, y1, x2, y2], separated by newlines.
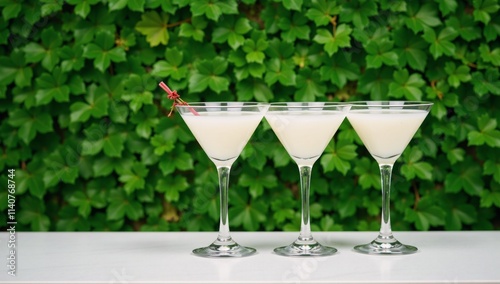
[243, 37, 268, 64]
[479, 44, 500, 66]
[389, 69, 425, 100]
[357, 68, 392, 100]
[354, 157, 380, 190]
[66, 0, 100, 18]
[313, 24, 352, 56]
[484, 160, 500, 183]
[59, 45, 85, 72]
[179, 16, 207, 42]
[282, 0, 302, 10]
[35, 67, 70, 105]
[240, 142, 267, 171]
[135, 11, 169, 46]
[471, 70, 500, 97]
[74, 8, 117, 44]
[212, 17, 252, 49]
[295, 68, 326, 101]
[81, 124, 105, 156]
[0, 0, 21, 20]
[321, 139, 357, 175]
[14, 159, 45, 197]
[68, 179, 108, 217]
[131, 107, 159, 139]
[8, 109, 53, 144]
[319, 53, 359, 88]
[320, 215, 343, 231]
[445, 203, 477, 230]
[404, 3, 442, 33]
[423, 27, 458, 59]
[305, 0, 340, 26]
[265, 58, 296, 86]
[118, 163, 148, 194]
[23, 27, 62, 71]
[107, 189, 144, 220]
[393, 28, 428, 71]
[473, 0, 499, 24]
[436, 0, 457, 16]
[103, 132, 126, 157]
[189, 57, 230, 94]
[446, 148, 465, 165]
[173, 151, 194, 171]
[405, 197, 445, 231]
[340, 0, 378, 29]
[337, 195, 359, 218]
[230, 200, 267, 231]
[157, 144, 193, 174]
[239, 168, 278, 198]
[92, 155, 133, 177]
[0, 51, 32, 87]
[468, 114, 500, 147]
[484, 14, 500, 41]
[278, 12, 310, 42]
[18, 197, 50, 231]
[83, 31, 126, 72]
[43, 147, 80, 186]
[70, 84, 109, 123]
[190, 0, 238, 21]
[122, 74, 155, 112]
[109, 0, 145, 11]
[445, 15, 481, 42]
[151, 132, 175, 155]
[56, 206, 91, 231]
[235, 78, 271, 101]
[145, 0, 178, 12]
[41, 0, 62, 16]
[444, 160, 484, 196]
[365, 39, 399, 68]
[444, 62, 471, 88]
[271, 143, 291, 167]
[480, 189, 500, 208]
[400, 147, 433, 180]
[426, 81, 459, 120]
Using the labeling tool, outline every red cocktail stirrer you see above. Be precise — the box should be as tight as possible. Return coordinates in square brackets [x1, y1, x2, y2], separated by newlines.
[159, 81, 199, 117]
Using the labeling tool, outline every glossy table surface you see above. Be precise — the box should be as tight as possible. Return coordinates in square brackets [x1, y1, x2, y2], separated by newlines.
[1, 231, 499, 283]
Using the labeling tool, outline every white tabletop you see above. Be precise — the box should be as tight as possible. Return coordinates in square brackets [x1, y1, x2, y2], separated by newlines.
[1, 231, 499, 283]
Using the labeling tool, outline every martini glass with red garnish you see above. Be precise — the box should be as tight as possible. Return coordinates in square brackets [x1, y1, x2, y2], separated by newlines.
[177, 102, 269, 257]
[159, 83, 269, 257]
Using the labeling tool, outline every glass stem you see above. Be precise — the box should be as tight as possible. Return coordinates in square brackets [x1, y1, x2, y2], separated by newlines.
[379, 164, 394, 238]
[217, 166, 231, 241]
[298, 165, 313, 242]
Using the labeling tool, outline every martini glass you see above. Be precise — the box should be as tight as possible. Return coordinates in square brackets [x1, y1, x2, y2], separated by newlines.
[265, 102, 350, 256]
[347, 101, 433, 255]
[176, 102, 269, 257]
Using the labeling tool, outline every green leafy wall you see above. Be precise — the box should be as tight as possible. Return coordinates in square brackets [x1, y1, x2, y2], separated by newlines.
[1, 0, 499, 231]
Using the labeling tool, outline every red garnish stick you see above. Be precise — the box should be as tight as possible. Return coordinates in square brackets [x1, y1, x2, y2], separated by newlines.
[159, 81, 199, 117]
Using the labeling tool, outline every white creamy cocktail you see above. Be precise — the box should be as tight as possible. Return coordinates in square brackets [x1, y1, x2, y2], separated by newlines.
[347, 101, 433, 255]
[347, 109, 429, 164]
[266, 110, 347, 165]
[181, 111, 265, 167]
[265, 102, 350, 257]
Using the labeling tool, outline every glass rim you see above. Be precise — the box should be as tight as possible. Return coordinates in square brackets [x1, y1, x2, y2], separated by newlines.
[269, 102, 346, 105]
[268, 102, 349, 109]
[346, 101, 434, 107]
[175, 102, 269, 108]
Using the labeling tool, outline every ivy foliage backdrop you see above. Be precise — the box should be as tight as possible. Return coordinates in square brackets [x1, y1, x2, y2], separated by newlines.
[1, 0, 499, 232]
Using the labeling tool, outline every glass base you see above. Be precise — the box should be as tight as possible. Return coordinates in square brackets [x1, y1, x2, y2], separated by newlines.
[274, 238, 337, 257]
[192, 236, 256, 258]
[354, 235, 417, 255]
